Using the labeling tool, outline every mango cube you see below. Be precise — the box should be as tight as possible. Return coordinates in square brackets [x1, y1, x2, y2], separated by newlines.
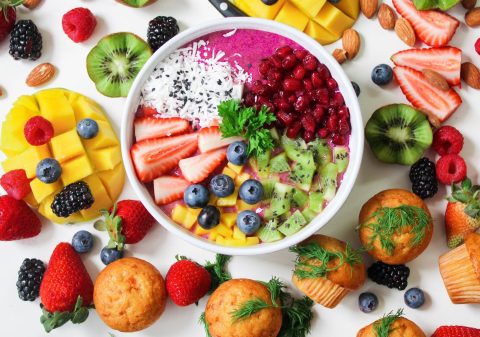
[72, 96, 107, 122]
[23, 193, 39, 207]
[222, 166, 237, 179]
[39, 193, 84, 224]
[30, 178, 61, 204]
[50, 129, 86, 163]
[227, 162, 244, 174]
[221, 213, 237, 228]
[246, 237, 260, 245]
[275, 2, 309, 31]
[233, 226, 246, 240]
[36, 90, 76, 135]
[14, 95, 39, 113]
[97, 163, 125, 202]
[235, 173, 251, 186]
[60, 155, 94, 186]
[221, 238, 251, 247]
[2, 144, 51, 178]
[234, 0, 285, 19]
[333, 0, 360, 20]
[172, 204, 201, 229]
[194, 224, 211, 236]
[290, 0, 327, 17]
[82, 120, 118, 150]
[80, 174, 112, 219]
[1, 121, 29, 157]
[217, 189, 238, 207]
[208, 231, 219, 241]
[237, 200, 259, 211]
[304, 20, 340, 45]
[87, 146, 121, 172]
[213, 224, 233, 238]
[215, 235, 227, 245]
[314, 2, 355, 37]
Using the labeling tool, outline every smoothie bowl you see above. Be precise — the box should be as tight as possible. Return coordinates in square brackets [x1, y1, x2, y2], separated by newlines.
[122, 18, 363, 255]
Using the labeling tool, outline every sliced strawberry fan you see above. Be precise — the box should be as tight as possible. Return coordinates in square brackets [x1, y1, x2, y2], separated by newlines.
[179, 147, 227, 183]
[134, 117, 191, 142]
[154, 176, 190, 205]
[198, 126, 243, 153]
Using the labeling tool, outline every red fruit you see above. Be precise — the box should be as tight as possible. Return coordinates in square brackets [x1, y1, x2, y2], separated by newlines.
[303, 53, 318, 71]
[331, 134, 345, 145]
[166, 259, 211, 306]
[154, 175, 190, 205]
[476, 38, 480, 56]
[301, 115, 316, 133]
[24, 116, 54, 146]
[326, 115, 339, 132]
[393, 66, 462, 125]
[134, 117, 190, 142]
[277, 110, 294, 126]
[318, 128, 329, 139]
[311, 71, 324, 88]
[392, 0, 459, 47]
[282, 54, 297, 69]
[179, 147, 227, 183]
[432, 126, 464, 156]
[137, 105, 159, 117]
[0, 3, 17, 42]
[292, 65, 306, 80]
[259, 59, 271, 76]
[269, 55, 282, 68]
[317, 63, 331, 79]
[105, 200, 156, 246]
[303, 130, 315, 143]
[0, 169, 31, 200]
[62, 8, 97, 43]
[302, 78, 313, 91]
[294, 49, 308, 60]
[198, 126, 243, 153]
[40, 243, 93, 312]
[286, 122, 302, 138]
[312, 106, 325, 120]
[294, 94, 310, 112]
[130, 133, 198, 182]
[275, 45, 292, 58]
[391, 47, 462, 86]
[436, 154, 467, 185]
[432, 326, 480, 337]
[283, 78, 302, 91]
[445, 202, 480, 248]
[330, 92, 344, 108]
[326, 77, 338, 90]
[0, 195, 41, 241]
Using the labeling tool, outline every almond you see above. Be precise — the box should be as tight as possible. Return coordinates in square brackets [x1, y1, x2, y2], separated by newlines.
[465, 8, 480, 27]
[422, 69, 450, 91]
[461, 62, 480, 89]
[378, 4, 396, 30]
[462, 0, 477, 9]
[332, 49, 347, 64]
[360, 0, 378, 18]
[23, 0, 42, 9]
[395, 18, 416, 47]
[26, 63, 56, 87]
[342, 29, 361, 60]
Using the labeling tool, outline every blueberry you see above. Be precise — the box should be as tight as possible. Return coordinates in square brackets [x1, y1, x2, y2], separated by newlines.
[371, 64, 393, 86]
[236, 210, 261, 235]
[100, 246, 124, 265]
[36, 158, 62, 184]
[197, 205, 220, 229]
[77, 118, 99, 139]
[184, 184, 209, 209]
[72, 230, 94, 254]
[210, 174, 235, 198]
[358, 292, 378, 313]
[239, 179, 264, 204]
[227, 141, 248, 166]
[352, 81, 361, 97]
[404, 287, 425, 309]
[261, 0, 278, 4]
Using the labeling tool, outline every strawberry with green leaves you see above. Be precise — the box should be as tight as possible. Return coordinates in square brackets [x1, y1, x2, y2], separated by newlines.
[0, 0, 21, 42]
[445, 178, 480, 248]
[432, 326, 480, 337]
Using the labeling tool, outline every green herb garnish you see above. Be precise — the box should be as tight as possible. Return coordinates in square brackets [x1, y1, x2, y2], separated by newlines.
[204, 254, 232, 293]
[199, 312, 213, 337]
[373, 309, 404, 337]
[218, 99, 276, 157]
[360, 205, 431, 256]
[290, 242, 363, 279]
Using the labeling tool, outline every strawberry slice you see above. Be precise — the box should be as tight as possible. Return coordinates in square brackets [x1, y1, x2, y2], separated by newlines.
[393, 66, 462, 126]
[134, 117, 190, 142]
[131, 133, 198, 182]
[198, 126, 244, 153]
[154, 176, 190, 205]
[393, 0, 459, 47]
[179, 148, 227, 183]
[432, 326, 480, 337]
[136, 105, 159, 117]
[391, 47, 462, 86]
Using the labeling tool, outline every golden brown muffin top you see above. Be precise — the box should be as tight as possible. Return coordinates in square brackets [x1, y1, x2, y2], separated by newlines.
[358, 189, 433, 265]
[357, 316, 426, 337]
[292, 234, 366, 290]
[205, 278, 282, 337]
[466, 232, 480, 279]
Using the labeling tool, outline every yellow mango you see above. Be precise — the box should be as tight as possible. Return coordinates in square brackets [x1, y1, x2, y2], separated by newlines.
[50, 129, 86, 163]
[0, 122, 28, 157]
[222, 166, 237, 179]
[246, 237, 260, 245]
[80, 174, 112, 219]
[290, 0, 327, 17]
[227, 162, 244, 174]
[333, 0, 360, 20]
[222, 238, 251, 247]
[2, 144, 51, 178]
[217, 189, 238, 207]
[30, 178, 61, 204]
[194, 224, 211, 236]
[314, 2, 355, 37]
[172, 204, 200, 229]
[235, 173, 251, 186]
[60, 155, 94, 186]
[23, 193, 39, 208]
[14, 95, 39, 112]
[215, 235, 227, 245]
[234, 0, 285, 19]
[82, 120, 118, 150]
[236, 200, 259, 211]
[233, 226, 246, 240]
[275, 2, 309, 31]
[304, 20, 340, 45]
[209, 231, 219, 241]
[36, 89, 76, 135]
[39, 193, 84, 224]
[72, 96, 108, 122]
[97, 163, 125, 202]
[87, 146, 121, 171]
[221, 213, 237, 228]
[212, 224, 233, 238]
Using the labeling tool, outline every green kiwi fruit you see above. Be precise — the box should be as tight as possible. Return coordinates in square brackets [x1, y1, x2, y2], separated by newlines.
[86, 33, 152, 98]
[365, 104, 433, 165]
[116, 0, 156, 7]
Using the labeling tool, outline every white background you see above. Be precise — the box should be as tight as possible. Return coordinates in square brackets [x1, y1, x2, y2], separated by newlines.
[0, 0, 479, 336]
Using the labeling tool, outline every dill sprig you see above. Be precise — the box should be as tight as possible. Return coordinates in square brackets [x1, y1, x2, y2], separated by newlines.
[290, 242, 363, 279]
[373, 309, 404, 337]
[204, 254, 232, 293]
[199, 312, 212, 337]
[361, 205, 431, 256]
[231, 298, 273, 321]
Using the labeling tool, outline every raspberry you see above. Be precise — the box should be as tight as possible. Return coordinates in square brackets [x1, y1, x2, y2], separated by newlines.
[24, 116, 54, 146]
[0, 170, 31, 200]
[432, 125, 464, 156]
[436, 154, 467, 185]
[62, 8, 97, 43]
[476, 38, 480, 56]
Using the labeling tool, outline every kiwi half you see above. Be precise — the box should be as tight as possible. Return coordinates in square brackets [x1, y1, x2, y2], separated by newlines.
[87, 33, 152, 98]
[116, 0, 156, 7]
[365, 104, 432, 165]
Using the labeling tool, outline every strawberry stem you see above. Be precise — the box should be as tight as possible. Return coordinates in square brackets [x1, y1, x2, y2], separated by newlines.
[40, 296, 90, 333]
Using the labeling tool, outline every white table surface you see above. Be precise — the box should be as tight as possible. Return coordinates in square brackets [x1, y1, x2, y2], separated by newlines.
[1, 0, 479, 336]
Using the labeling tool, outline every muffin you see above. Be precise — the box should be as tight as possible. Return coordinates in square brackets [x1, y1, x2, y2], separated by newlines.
[94, 257, 167, 332]
[205, 279, 282, 337]
[291, 234, 366, 309]
[358, 189, 433, 264]
[439, 232, 480, 304]
[357, 311, 426, 337]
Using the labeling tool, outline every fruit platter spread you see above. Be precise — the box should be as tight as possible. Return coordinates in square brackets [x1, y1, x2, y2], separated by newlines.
[130, 29, 352, 247]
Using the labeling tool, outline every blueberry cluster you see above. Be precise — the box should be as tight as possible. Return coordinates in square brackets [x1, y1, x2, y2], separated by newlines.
[409, 157, 438, 199]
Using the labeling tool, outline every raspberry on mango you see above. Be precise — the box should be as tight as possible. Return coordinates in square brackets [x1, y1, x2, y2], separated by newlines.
[0, 89, 125, 224]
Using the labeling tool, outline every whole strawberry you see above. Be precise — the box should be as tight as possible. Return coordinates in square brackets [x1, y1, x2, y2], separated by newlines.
[432, 326, 480, 337]
[0, 195, 41, 241]
[166, 258, 211, 306]
[39, 243, 93, 332]
[0, 0, 20, 42]
[445, 178, 480, 248]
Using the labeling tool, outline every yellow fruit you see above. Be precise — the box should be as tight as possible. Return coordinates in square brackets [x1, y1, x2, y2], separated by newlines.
[222, 166, 237, 179]
[80, 175, 112, 219]
[82, 120, 118, 150]
[172, 204, 201, 229]
[246, 237, 260, 245]
[304, 21, 340, 45]
[194, 224, 211, 236]
[39, 193, 84, 224]
[60, 155, 94, 186]
[234, 0, 285, 19]
[334, 0, 360, 20]
[50, 129, 86, 163]
[290, 0, 326, 17]
[217, 189, 239, 207]
[237, 199, 259, 211]
[2, 144, 51, 179]
[87, 146, 122, 172]
[30, 178, 61, 204]
[314, 2, 355, 37]
[72, 96, 108, 122]
[235, 172, 251, 186]
[227, 162, 244, 174]
[97, 163, 125, 201]
[233, 226, 246, 240]
[221, 213, 237, 228]
[275, 2, 309, 31]
[212, 224, 233, 238]
[35, 89, 76, 135]
[15, 95, 40, 112]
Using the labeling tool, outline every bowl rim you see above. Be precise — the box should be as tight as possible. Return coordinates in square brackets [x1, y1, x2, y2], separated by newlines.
[121, 17, 364, 255]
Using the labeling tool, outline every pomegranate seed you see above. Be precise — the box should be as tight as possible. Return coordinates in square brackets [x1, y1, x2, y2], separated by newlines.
[283, 78, 302, 92]
[302, 79, 313, 91]
[303, 54, 319, 71]
[338, 118, 350, 135]
[331, 92, 344, 107]
[269, 55, 283, 69]
[293, 65, 306, 80]
[338, 106, 350, 118]
[267, 68, 282, 82]
[282, 54, 297, 69]
[303, 130, 315, 143]
[313, 106, 325, 121]
[331, 133, 345, 145]
[294, 95, 311, 112]
[311, 72, 325, 88]
[286, 121, 302, 138]
[327, 115, 339, 132]
[251, 80, 270, 96]
[318, 128, 329, 139]
[277, 110, 294, 126]
[276, 98, 292, 111]
[263, 102, 275, 113]
[301, 115, 316, 133]
[259, 60, 271, 76]
[276, 45, 293, 59]
[327, 78, 338, 91]
[267, 78, 281, 91]
[294, 49, 308, 60]
[288, 94, 297, 104]
[317, 64, 331, 79]
[244, 92, 255, 106]
[257, 95, 271, 105]
[314, 88, 329, 105]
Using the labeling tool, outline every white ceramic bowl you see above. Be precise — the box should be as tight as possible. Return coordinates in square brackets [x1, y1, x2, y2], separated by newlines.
[121, 17, 364, 255]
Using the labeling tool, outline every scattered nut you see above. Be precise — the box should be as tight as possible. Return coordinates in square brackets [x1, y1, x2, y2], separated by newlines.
[462, 0, 477, 9]
[360, 0, 378, 18]
[395, 18, 416, 47]
[332, 49, 347, 64]
[23, 0, 42, 9]
[342, 29, 361, 60]
[461, 62, 480, 89]
[26, 63, 56, 87]
[378, 4, 397, 30]
[465, 7, 480, 27]
[422, 69, 450, 91]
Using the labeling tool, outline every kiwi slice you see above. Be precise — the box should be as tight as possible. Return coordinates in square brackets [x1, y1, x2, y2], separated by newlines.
[365, 104, 433, 165]
[117, 0, 156, 7]
[87, 33, 152, 97]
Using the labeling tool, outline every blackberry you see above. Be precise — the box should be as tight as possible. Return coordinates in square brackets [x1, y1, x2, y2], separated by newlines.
[16, 258, 45, 301]
[9, 20, 42, 61]
[51, 181, 94, 218]
[409, 157, 438, 199]
[367, 261, 410, 290]
[412, 178, 438, 199]
[147, 16, 179, 52]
